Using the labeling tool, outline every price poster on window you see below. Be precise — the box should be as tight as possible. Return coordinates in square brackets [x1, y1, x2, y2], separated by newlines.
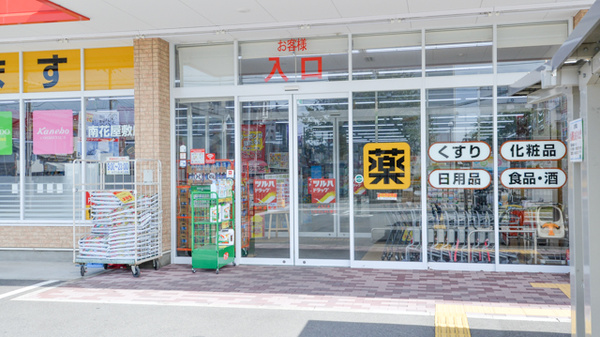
[190, 149, 205, 165]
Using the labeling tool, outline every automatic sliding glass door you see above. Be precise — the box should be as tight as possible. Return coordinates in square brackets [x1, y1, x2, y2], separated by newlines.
[239, 95, 350, 265]
[240, 99, 292, 262]
[295, 96, 350, 264]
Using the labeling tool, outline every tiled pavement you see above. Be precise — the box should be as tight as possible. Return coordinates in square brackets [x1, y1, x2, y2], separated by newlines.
[14, 264, 571, 322]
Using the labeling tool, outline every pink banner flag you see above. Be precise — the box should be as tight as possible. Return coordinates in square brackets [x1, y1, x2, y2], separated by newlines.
[33, 110, 73, 155]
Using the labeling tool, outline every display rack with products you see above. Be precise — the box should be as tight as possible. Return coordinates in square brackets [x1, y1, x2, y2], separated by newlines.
[191, 184, 235, 273]
[176, 159, 237, 257]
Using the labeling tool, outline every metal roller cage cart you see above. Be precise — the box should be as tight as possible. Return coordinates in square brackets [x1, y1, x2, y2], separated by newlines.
[73, 158, 162, 277]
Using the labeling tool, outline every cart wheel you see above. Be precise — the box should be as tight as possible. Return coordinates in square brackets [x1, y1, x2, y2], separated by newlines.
[80, 265, 86, 277]
[103, 264, 108, 270]
[192, 269, 196, 273]
[215, 269, 219, 275]
[232, 262, 237, 267]
[131, 266, 140, 278]
[152, 259, 159, 270]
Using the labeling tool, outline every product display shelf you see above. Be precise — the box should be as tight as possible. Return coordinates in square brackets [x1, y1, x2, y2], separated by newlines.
[190, 184, 235, 274]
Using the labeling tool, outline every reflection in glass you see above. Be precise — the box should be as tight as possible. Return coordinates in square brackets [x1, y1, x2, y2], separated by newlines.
[241, 100, 291, 259]
[174, 99, 235, 257]
[353, 91, 421, 262]
[497, 87, 569, 265]
[426, 87, 494, 264]
[497, 22, 568, 74]
[352, 33, 421, 80]
[24, 99, 81, 220]
[426, 28, 493, 77]
[0, 101, 20, 219]
[85, 97, 135, 161]
[298, 98, 349, 260]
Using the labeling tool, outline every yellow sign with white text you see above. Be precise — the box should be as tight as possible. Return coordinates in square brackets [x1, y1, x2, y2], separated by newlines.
[23, 49, 81, 92]
[363, 142, 411, 190]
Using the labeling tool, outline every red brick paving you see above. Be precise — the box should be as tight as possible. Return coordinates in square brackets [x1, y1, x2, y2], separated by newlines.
[14, 264, 570, 318]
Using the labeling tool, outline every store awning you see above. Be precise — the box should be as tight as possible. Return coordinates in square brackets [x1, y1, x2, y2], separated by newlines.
[0, 0, 88, 26]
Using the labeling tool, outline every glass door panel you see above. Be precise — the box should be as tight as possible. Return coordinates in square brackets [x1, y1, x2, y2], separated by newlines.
[241, 100, 291, 260]
[296, 97, 349, 261]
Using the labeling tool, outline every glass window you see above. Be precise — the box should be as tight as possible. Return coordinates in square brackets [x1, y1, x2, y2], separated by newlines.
[174, 99, 235, 257]
[497, 87, 569, 265]
[85, 97, 135, 161]
[24, 98, 81, 220]
[426, 87, 494, 264]
[352, 90, 421, 262]
[239, 37, 348, 84]
[241, 100, 291, 259]
[498, 22, 568, 74]
[0, 101, 20, 220]
[297, 97, 350, 260]
[176, 44, 235, 87]
[426, 27, 492, 77]
[352, 32, 421, 80]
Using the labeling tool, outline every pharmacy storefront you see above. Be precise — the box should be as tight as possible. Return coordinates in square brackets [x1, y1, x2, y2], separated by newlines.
[0, 46, 135, 250]
[172, 22, 571, 272]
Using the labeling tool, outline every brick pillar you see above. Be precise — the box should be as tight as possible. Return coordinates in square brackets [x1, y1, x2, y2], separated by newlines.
[134, 38, 171, 260]
[574, 10, 588, 28]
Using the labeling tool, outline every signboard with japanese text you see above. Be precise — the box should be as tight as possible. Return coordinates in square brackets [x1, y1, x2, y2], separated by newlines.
[0, 48, 132, 94]
[0, 111, 12, 155]
[569, 118, 583, 162]
[428, 169, 492, 189]
[0, 53, 19, 93]
[264, 38, 323, 82]
[32, 110, 73, 155]
[363, 142, 411, 190]
[308, 178, 336, 203]
[86, 111, 134, 139]
[500, 168, 567, 189]
[429, 141, 491, 162]
[254, 179, 277, 205]
[500, 140, 566, 161]
[106, 156, 130, 175]
[23, 49, 81, 92]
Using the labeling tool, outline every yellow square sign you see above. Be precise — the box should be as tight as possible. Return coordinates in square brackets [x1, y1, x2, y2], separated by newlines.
[363, 142, 411, 190]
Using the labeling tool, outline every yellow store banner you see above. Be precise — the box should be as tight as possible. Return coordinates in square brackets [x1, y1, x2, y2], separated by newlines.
[23, 49, 81, 92]
[0, 53, 19, 94]
[85, 47, 134, 90]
